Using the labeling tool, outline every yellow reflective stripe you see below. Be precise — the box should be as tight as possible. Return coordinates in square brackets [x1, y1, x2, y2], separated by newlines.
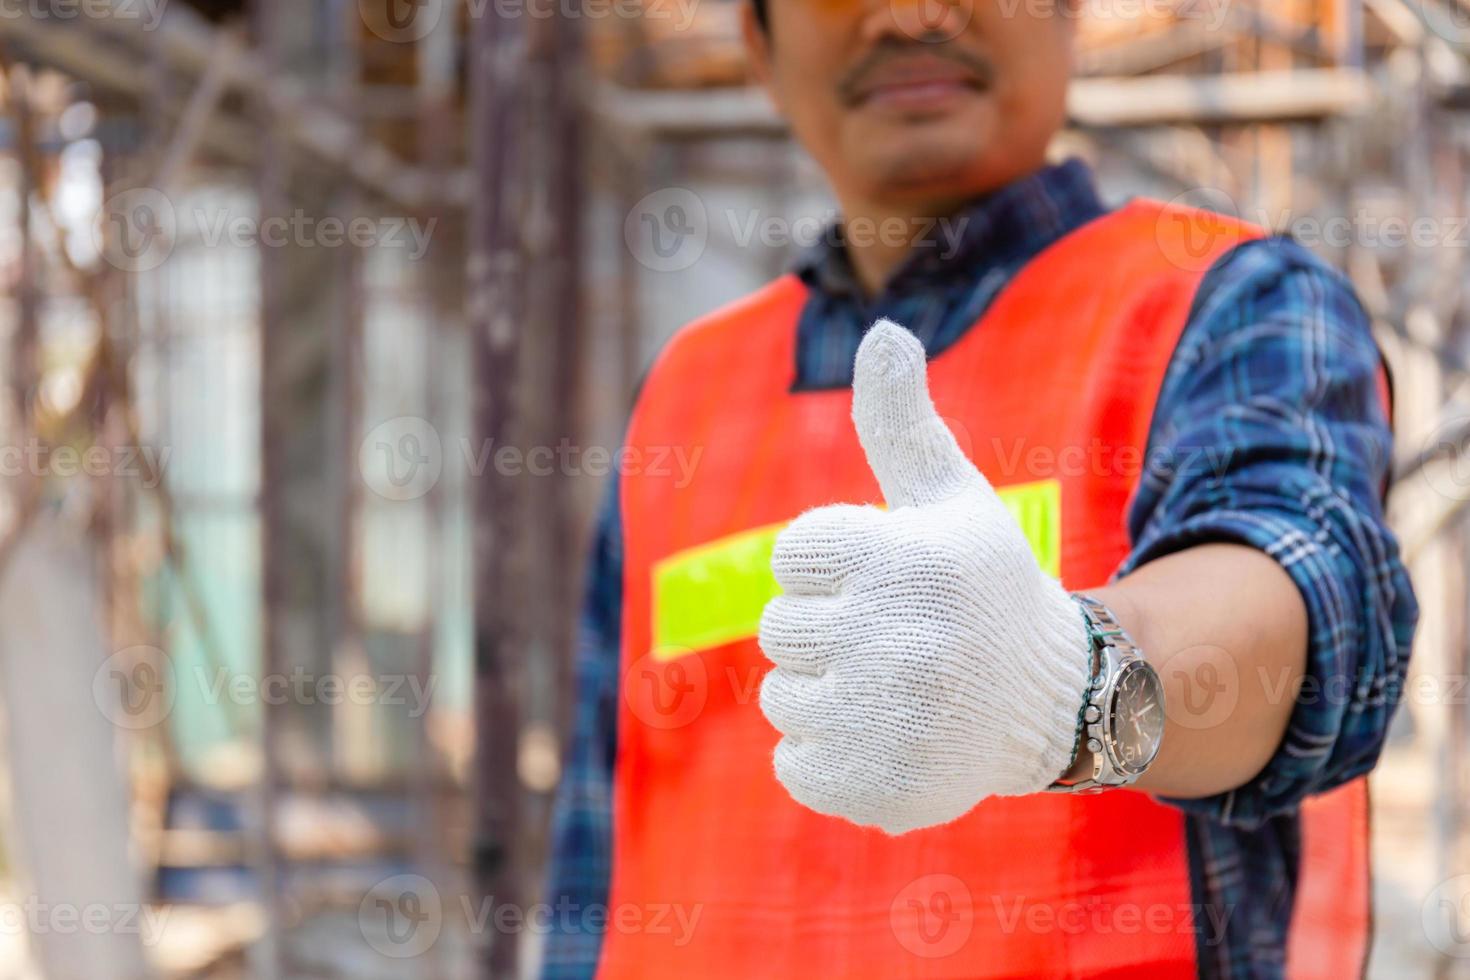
[651, 479, 1061, 660]
[652, 521, 787, 661]
[999, 478, 1061, 579]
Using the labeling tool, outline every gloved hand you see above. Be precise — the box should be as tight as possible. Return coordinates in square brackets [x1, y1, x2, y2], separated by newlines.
[757, 319, 1092, 834]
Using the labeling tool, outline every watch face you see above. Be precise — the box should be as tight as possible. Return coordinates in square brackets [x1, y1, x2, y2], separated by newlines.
[1108, 661, 1165, 775]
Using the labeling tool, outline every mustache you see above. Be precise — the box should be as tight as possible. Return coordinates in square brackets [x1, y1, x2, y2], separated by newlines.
[836, 37, 996, 107]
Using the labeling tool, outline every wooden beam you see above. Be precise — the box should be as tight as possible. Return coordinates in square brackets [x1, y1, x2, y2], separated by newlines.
[7, 66, 38, 422]
[1071, 68, 1374, 125]
[593, 70, 1377, 142]
[0, 2, 469, 209]
[254, 0, 288, 969]
[592, 83, 785, 140]
[1076, 20, 1230, 77]
[468, 4, 528, 978]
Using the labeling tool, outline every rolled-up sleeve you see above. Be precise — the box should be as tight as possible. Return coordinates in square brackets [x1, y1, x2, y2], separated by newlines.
[1122, 235, 1419, 830]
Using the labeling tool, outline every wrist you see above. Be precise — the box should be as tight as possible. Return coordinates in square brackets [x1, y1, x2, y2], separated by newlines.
[1005, 582, 1096, 791]
[1047, 592, 1166, 793]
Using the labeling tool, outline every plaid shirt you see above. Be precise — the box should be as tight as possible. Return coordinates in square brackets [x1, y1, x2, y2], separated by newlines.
[541, 160, 1419, 979]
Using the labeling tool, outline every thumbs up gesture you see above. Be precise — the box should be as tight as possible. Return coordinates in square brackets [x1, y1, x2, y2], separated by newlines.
[758, 320, 1091, 834]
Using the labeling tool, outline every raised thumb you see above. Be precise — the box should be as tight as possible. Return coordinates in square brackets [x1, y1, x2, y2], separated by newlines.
[852, 319, 983, 508]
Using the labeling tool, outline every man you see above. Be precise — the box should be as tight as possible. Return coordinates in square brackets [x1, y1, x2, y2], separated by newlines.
[544, 1, 1418, 977]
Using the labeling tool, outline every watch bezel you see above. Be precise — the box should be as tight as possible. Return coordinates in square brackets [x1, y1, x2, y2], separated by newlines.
[1103, 658, 1165, 777]
[1047, 594, 1166, 794]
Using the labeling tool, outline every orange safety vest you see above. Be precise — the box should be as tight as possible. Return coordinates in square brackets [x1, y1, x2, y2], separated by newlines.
[602, 200, 1370, 978]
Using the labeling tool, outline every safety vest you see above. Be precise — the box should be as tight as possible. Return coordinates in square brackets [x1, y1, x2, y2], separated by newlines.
[601, 200, 1370, 978]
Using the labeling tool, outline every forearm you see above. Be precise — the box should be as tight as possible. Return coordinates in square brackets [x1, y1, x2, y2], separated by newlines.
[1080, 542, 1307, 799]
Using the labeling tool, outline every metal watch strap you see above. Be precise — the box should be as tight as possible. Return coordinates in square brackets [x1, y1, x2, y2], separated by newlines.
[1056, 600, 1103, 780]
[1047, 594, 1145, 794]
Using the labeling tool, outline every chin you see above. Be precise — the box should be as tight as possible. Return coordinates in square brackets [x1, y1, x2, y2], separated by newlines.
[844, 110, 1010, 204]
[858, 141, 998, 204]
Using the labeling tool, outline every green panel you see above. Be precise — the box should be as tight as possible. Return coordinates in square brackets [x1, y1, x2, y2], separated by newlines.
[163, 509, 262, 776]
[651, 479, 1061, 659]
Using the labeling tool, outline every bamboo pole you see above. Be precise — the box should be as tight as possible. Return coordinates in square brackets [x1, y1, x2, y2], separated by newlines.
[253, 0, 288, 972]
[468, 4, 529, 976]
[548, 0, 588, 753]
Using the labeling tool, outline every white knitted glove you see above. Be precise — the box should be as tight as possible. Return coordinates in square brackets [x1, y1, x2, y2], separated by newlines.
[758, 319, 1092, 835]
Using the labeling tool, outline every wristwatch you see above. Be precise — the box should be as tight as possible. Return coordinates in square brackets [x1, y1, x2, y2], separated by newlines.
[1047, 594, 1165, 794]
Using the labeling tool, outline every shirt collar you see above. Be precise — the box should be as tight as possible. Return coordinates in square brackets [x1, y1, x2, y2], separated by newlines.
[792, 158, 1106, 301]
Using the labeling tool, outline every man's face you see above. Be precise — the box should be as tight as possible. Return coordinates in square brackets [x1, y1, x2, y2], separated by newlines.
[744, 0, 1075, 210]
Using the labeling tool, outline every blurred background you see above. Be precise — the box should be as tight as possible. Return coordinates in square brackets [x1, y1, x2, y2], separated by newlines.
[0, 0, 1465, 977]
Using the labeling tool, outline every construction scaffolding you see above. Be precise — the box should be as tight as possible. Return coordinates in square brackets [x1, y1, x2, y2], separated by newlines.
[0, 0, 1464, 977]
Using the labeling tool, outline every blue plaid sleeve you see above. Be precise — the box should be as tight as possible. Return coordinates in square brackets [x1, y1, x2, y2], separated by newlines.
[1122, 235, 1419, 830]
[541, 478, 622, 976]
